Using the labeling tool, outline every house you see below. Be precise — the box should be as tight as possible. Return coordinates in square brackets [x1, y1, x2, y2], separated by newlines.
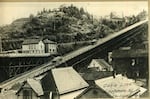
[16, 78, 44, 99]
[95, 75, 147, 98]
[22, 39, 57, 54]
[41, 67, 89, 99]
[43, 39, 57, 54]
[88, 59, 113, 71]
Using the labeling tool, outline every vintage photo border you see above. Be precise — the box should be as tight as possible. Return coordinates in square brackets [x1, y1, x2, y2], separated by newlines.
[0, 0, 149, 98]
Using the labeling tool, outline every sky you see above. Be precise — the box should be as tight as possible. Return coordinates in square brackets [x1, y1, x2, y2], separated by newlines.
[0, 1, 148, 26]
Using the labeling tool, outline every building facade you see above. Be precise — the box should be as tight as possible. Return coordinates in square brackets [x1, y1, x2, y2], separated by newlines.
[22, 39, 57, 54]
[22, 39, 45, 54]
[112, 49, 148, 78]
[43, 39, 57, 54]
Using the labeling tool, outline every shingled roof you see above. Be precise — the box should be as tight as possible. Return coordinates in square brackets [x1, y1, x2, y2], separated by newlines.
[22, 39, 42, 45]
[22, 39, 56, 45]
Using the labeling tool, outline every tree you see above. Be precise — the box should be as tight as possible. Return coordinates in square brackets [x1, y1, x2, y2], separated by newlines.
[80, 7, 85, 15]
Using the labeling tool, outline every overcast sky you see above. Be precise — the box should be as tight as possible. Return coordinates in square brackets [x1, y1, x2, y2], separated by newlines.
[0, 1, 148, 26]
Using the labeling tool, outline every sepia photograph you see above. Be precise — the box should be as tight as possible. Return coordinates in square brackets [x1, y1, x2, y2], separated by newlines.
[0, 1, 149, 99]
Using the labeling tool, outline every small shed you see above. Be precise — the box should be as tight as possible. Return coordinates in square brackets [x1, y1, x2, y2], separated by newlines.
[16, 78, 44, 99]
[88, 59, 113, 71]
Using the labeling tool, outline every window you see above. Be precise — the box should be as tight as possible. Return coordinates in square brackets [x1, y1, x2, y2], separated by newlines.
[34, 45, 36, 49]
[29, 45, 31, 49]
[29, 45, 34, 50]
[23, 89, 32, 99]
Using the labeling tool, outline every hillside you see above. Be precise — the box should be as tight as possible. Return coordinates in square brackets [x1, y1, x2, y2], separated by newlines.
[0, 5, 147, 51]
[0, 5, 114, 41]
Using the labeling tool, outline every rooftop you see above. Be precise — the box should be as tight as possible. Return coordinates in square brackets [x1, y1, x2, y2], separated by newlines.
[75, 85, 112, 99]
[52, 67, 89, 95]
[95, 75, 147, 98]
[16, 78, 44, 96]
[93, 59, 112, 69]
[43, 39, 56, 44]
[22, 39, 42, 45]
[26, 79, 44, 96]
[82, 70, 112, 81]
[22, 38, 56, 45]
[112, 49, 148, 58]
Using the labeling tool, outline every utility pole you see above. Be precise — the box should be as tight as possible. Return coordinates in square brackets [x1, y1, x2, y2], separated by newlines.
[0, 36, 2, 52]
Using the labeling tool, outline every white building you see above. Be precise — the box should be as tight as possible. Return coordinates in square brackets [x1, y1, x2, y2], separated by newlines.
[88, 59, 113, 71]
[22, 39, 57, 54]
[22, 39, 45, 54]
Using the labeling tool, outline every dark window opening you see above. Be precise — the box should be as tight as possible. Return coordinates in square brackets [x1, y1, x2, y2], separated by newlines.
[23, 89, 32, 99]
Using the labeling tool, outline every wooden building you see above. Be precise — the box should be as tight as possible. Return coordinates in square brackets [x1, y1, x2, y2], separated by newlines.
[112, 49, 148, 78]
[88, 59, 113, 71]
[16, 78, 44, 99]
[43, 39, 57, 54]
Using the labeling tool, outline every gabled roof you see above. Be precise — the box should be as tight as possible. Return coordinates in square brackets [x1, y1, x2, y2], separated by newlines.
[22, 39, 56, 45]
[43, 39, 56, 44]
[75, 85, 112, 99]
[91, 59, 111, 68]
[95, 75, 146, 98]
[16, 78, 44, 96]
[22, 39, 42, 45]
[52, 67, 89, 95]
[27, 79, 44, 96]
